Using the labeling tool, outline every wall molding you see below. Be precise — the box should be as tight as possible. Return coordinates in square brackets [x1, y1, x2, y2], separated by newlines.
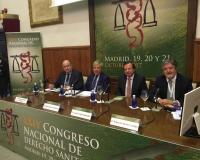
[42, 46, 91, 82]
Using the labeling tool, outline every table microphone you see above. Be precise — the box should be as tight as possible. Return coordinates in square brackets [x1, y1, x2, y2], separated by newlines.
[101, 84, 110, 101]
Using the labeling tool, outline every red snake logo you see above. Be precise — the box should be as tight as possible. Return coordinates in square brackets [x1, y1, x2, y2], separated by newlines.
[125, 0, 144, 48]
[19, 51, 32, 83]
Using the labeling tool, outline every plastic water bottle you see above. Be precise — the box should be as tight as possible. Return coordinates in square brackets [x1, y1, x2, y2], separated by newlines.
[131, 95, 138, 108]
[90, 90, 96, 102]
[33, 82, 39, 95]
[60, 85, 64, 96]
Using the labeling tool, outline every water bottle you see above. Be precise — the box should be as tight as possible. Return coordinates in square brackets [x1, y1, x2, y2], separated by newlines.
[60, 85, 65, 96]
[71, 84, 74, 96]
[90, 90, 96, 102]
[131, 95, 138, 108]
[33, 82, 39, 95]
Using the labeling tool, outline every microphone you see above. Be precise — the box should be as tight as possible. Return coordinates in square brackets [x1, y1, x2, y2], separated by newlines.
[102, 84, 110, 95]
[101, 84, 110, 101]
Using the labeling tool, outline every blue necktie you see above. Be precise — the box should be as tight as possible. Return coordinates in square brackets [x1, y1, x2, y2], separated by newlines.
[91, 76, 97, 91]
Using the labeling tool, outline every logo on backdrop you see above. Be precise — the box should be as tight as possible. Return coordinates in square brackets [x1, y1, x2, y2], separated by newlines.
[0, 108, 19, 144]
[10, 51, 40, 83]
[113, 0, 157, 48]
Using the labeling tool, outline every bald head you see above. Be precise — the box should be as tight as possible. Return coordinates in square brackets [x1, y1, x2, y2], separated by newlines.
[62, 60, 72, 73]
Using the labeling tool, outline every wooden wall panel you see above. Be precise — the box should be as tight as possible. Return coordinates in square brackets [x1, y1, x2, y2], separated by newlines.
[42, 46, 91, 82]
[193, 39, 200, 81]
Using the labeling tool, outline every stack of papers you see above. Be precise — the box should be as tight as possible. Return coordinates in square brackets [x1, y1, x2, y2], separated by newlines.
[171, 109, 182, 120]
[140, 107, 151, 111]
[77, 91, 91, 97]
[64, 90, 80, 95]
[45, 88, 60, 92]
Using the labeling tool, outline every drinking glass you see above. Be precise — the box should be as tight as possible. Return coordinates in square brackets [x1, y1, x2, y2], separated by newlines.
[140, 89, 149, 107]
[96, 85, 103, 101]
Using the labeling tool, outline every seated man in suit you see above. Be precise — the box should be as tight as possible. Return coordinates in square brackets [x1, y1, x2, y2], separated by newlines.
[118, 62, 147, 97]
[0, 56, 9, 97]
[149, 58, 193, 107]
[49, 60, 84, 90]
[85, 60, 109, 92]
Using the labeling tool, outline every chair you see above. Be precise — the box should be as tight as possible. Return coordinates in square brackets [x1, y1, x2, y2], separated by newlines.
[192, 82, 197, 89]
[83, 76, 88, 84]
[146, 80, 151, 90]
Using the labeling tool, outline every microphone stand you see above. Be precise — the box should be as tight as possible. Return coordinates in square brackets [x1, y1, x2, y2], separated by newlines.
[100, 84, 110, 102]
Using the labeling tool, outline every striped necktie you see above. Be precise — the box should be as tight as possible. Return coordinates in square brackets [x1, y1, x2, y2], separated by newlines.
[126, 77, 132, 97]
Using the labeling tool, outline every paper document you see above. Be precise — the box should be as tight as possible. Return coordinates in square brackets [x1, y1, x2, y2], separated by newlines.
[45, 88, 60, 93]
[77, 91, 91, 97]
[171, 109, 182, 120]
[64, 90, 80, 95]
[140, 107, 151, 111]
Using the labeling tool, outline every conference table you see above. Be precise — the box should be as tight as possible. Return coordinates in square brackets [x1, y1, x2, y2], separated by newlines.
[0, 91, 200, 160]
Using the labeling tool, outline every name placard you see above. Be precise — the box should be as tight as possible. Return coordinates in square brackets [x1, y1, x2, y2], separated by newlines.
[110, 114, 140, 132]
[71, 107, 92, 120]
[193, 112, 200, 135]
[43, 101, 60, 112]
[15, 97, 28, 104]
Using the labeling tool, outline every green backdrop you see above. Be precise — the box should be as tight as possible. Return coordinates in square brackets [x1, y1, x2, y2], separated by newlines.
[94, 0, 188, 78]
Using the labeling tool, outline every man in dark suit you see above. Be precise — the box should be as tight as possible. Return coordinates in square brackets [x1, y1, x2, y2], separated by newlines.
[49, 60, 84, 90]
[0, 56, 9, 97]
[118, 62, 147, 97]
[149, 58, 192, 107]
[85, 60, 109, 92]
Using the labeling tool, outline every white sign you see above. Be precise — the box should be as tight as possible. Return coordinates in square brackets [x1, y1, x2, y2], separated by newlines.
[15, 97, 28, 104]
[51, 0, 83, 7]
[71, 107, 92, 120]
[43, 102, 60, 112]
[193, 112, 200, 135]
[110, 114, 140, 132]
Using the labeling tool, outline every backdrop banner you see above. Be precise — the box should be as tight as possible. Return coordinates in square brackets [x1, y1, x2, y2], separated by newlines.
[0, 100, 200, 160]
[94, 0, 188, 77]
[6, 32, 44, 95]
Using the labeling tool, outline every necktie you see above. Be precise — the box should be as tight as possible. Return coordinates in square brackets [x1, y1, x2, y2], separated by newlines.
[126, 77, 132, 97]
[91, 76, 97, 91]
[65, 73, 70, 85]
[167, 79, 173, 100]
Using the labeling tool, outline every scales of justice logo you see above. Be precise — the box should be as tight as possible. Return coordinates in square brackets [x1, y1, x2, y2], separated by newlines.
[10, 51, 40, 83]
[112, 0, 157, 48]
[0, 108, 19, 144]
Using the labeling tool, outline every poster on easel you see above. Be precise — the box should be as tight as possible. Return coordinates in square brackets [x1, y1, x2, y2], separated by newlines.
[6, 32, 44, 95]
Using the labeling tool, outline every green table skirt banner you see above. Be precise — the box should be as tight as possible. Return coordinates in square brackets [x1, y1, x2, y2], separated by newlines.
[0, 100, 200, 160]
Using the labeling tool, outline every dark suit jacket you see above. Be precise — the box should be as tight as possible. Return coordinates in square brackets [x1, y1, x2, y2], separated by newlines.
[54, 69, 84, 90]
[118, 73, 147, 97]
[0, 56, 9, 97]
[149, 73, 193, 105]
[85, 72, 110, 92]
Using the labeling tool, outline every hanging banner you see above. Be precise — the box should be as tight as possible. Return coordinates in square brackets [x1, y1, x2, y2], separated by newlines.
[0, 100, 200, 160]
[94, 0, 188, 77]
[6, 32, 44, 95]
